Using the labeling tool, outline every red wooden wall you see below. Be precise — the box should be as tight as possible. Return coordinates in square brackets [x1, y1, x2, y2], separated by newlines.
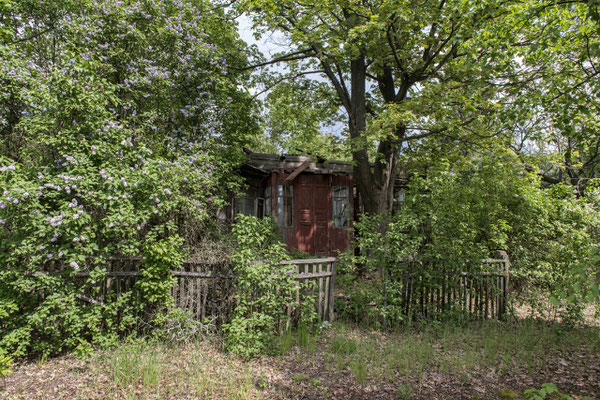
[266, 172, 353, 257]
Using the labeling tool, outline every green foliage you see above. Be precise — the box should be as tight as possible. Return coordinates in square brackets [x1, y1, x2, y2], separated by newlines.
[261, 79, 348, 160]
[524, 383, 594, 400]
[137, 236, 182, 314]
[223, 215, 317, 357]
[341, 148, 600, 325]
[0, 0, 256, 359]
[0, 351, 12, 377]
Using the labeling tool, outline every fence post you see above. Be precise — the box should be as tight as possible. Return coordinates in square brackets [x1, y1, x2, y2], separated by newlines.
[328, 260, 336, 322]
[497, 250, 510, 318]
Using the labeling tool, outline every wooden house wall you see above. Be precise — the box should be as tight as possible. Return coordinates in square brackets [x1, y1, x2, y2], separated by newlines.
[266, 172, 353, 257]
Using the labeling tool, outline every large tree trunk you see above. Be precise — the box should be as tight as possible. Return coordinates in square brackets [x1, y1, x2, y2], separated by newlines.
[349, 54, 399, 217]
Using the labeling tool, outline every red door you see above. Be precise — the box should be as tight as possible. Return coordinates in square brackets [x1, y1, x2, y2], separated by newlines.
[295, 183, 314, 254]
[313, 184, 330, 256]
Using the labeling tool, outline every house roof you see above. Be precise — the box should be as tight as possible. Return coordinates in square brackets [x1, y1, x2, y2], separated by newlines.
[245, 153, 353, 176]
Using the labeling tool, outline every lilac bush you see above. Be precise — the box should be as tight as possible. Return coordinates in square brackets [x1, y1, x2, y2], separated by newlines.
[0, 0, 257, 357]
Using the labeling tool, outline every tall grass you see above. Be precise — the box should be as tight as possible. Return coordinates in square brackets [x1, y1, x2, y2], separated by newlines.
[108, 342, 163, 388]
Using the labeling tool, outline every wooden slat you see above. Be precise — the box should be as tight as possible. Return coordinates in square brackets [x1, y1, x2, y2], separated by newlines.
[296, 271, 334, 279]
[318, 263, 323, 319]
[323, 262, 331, 322]
[328, 261, 336, 322]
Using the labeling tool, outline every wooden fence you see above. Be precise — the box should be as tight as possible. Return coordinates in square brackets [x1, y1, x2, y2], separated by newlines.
[389, 253, 510, 319]
[74, 257, 336, 325]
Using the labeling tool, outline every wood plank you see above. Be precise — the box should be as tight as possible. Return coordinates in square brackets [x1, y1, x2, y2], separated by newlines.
[171, 271, 234, 278]
[328, 261, 336, 322]
[283, 160, 311, 184]
[296, 271, 334, 279]
[318, 263, 323, 320]
[277, 257, 337, 264]
[324, 262, 331, 322]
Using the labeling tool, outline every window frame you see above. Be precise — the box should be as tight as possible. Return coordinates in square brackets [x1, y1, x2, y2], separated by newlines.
[332, 185, 350, 228]
[277, 184, 294, 228]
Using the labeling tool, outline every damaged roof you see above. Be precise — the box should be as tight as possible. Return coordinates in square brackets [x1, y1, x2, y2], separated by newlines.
[244, 153, 353, 176]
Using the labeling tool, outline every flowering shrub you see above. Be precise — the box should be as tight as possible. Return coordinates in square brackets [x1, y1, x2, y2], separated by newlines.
[0, 0, 256, 357]
[223, 215, 317, 357]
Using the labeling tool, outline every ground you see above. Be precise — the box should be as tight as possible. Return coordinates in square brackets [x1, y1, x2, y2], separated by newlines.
[1, 318, 599, 400]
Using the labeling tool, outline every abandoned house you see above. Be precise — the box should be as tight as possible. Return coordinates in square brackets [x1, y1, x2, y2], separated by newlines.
[230, 153, 355, 257]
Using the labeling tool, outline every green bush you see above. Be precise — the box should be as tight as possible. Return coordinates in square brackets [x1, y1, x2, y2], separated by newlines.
[223, 215, 317, 357]
[0, 0, 254, 359]
[0, 351, 12, 377]
[342, 149, 600, 326]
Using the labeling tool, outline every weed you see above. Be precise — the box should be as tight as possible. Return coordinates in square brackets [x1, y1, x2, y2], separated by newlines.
[310, 378, 323, 387]
[329, 335, 357, 355]
[350, 358, 367, 383]
[277, 330, 295, 355]
[292, 373, 308, 382]
[108, 342, 163, 389]
[396, 383, 412, 399]
[297, 324, 318, 353]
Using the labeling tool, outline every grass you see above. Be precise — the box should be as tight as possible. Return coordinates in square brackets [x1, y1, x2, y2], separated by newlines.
[276, 324, 318, 355]
[329, 334, 358, 355]
[330, 318, 600, 381]
[3, 318, 599, 400]
[108, 342, 163, 388]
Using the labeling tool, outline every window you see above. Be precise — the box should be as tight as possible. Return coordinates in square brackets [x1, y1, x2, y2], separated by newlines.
[332, 186, 349, 228]
[393, 189, 405, 212]
[277, 184, 294, 227]
[264, 186, 271, 216]
[233, 188, 265, 219]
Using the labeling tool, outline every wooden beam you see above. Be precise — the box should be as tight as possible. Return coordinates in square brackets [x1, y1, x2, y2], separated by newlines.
[283, 160, 311, 184]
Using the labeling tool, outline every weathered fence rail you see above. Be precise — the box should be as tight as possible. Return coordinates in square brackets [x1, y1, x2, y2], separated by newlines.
[391, 253, 510, 319]
[73, 257, 336, 325]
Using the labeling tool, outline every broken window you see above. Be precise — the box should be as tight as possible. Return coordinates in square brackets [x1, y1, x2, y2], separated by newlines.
[277, 184, 294, 227]
[332, 186, 349, 228]
[233, 187, 265, 219]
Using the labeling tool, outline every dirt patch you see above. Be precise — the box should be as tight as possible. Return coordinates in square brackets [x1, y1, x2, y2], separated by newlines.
[1, 322, 599, 400]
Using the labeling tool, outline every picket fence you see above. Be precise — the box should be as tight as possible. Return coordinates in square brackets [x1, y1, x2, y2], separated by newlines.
[70, 253, 509, 324]
[74, 257, 336, 325]
[388, 253, 510, 319]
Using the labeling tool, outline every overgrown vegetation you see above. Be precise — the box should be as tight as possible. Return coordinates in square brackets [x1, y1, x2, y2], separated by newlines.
[0, 0, 255, 359]
[339, 149, 600, 327]
[3, 320, 599, 399]
[224, 215, 318, 357]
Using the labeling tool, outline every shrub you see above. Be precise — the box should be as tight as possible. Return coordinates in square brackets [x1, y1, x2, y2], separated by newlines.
[0, 0, 255, 359]
[223, 215, 317, 357]
[342, 149, 600, 326]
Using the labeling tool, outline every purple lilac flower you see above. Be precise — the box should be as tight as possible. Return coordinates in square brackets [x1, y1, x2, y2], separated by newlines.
[69, 261, 79, 270]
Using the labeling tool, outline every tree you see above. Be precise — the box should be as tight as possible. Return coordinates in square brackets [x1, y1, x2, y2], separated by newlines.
[263, 78, 349, 160]
[239, 0, 524, 215]
[0, 0, 258, 356]
[499, 0, 600, 194]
